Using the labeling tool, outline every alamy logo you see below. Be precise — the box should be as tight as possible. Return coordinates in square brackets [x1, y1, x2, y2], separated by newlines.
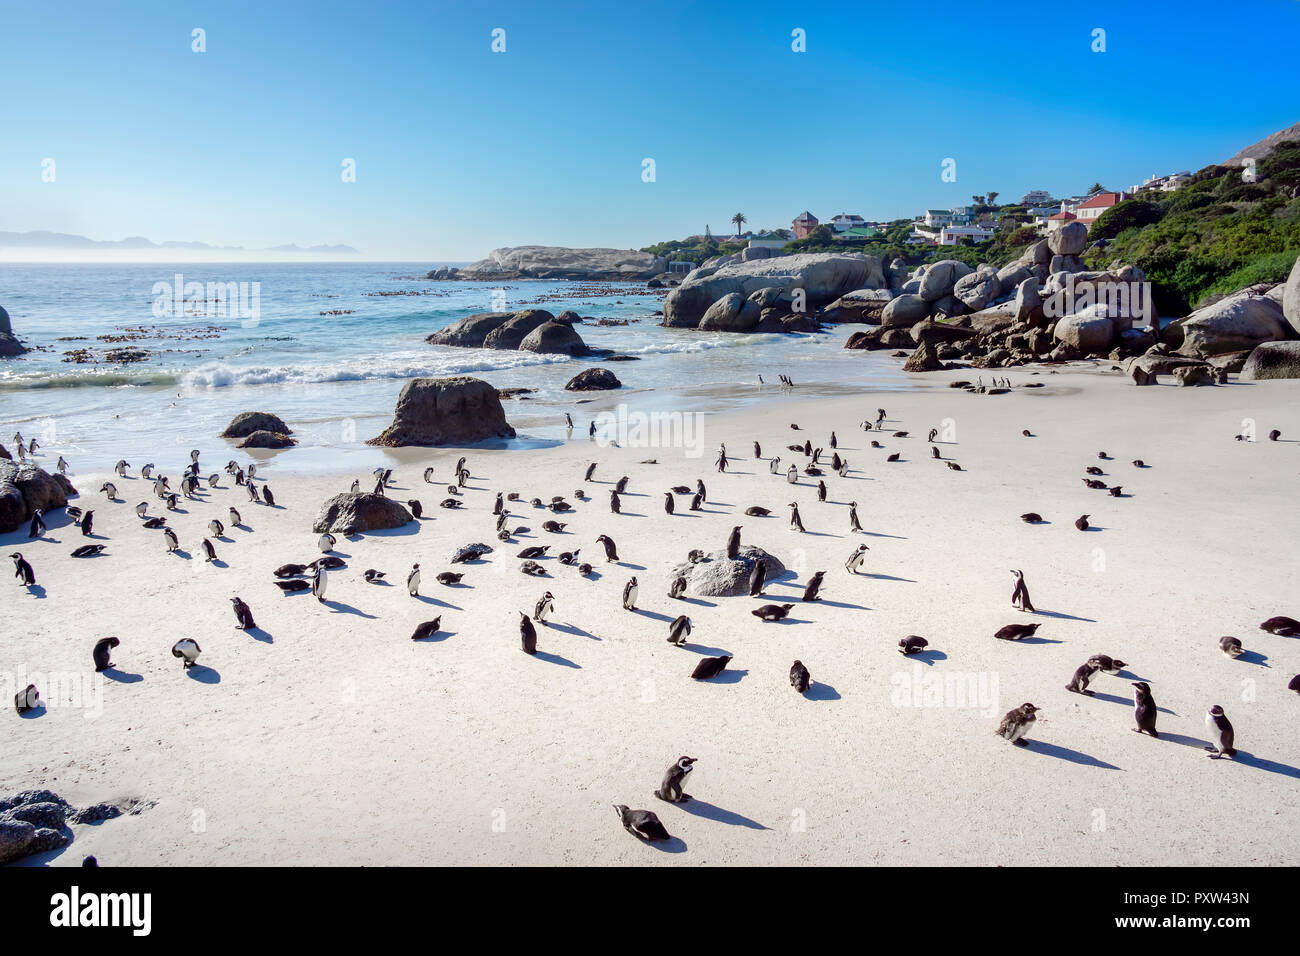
[49, 887, 151, 936]
[890, 663, 1000, 717]
[593, 405, 704, 458]
[1, 668, 103, 719]
[151, 273, 261, 327]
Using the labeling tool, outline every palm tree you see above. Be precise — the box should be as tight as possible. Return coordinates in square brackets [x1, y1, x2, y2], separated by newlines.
[731, 212, 747, 237]
[972, 194, 985, 207]
[986, 190, 999, 206]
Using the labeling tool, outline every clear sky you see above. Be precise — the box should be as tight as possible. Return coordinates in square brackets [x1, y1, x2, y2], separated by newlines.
[2, 0, 1298, 261]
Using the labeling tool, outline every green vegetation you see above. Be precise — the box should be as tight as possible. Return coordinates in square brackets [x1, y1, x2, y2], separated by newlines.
[641, 236, 745, 265]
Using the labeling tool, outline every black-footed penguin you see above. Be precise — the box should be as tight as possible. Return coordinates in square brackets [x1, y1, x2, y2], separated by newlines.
[1288, 674, 1300, 694]
[663, 491, 674, 515]
[769, 456, 781, 475]
[533, 591, 554, 624]
[201, 538, 217, 562]
[407, 564, 421, 596]
[1203, 705, 1236, 758]
[654, 756, 697, 803]
[1066, 660, 1101, 695]
[1269, 429, 1281, 442]
[753, 441, 762, 459]
[667, 614, 691, 646]
[80, 510, 94, 537]
[263, 485, 276, 507]
[171, 638, 201, 669]
[848, 501, 863, 533]
[752, 603, 794, 622]
[231, 597, 256, 630]
[318, 532, 336, 553]
[162, 528, 179, 553]
[275, 563, 308, 578]
[609, 490, 621, 514]
[520, 612, 537, 654]
[312, 564, 328, 603]
[584, 462, 596, 482]
[668, 576, 687, 599]
[786, 464, 798, 484]
[695, 479, 706, 503]
[410, 618, 442, 641]
[71, 544, 105, 558]
[517, 545, 549, 560]
[1088, 654, 1127, 675]
[596, 534, 619, 562]
[14, 683, 40, 714]
[275, 580, 311, 593]
[995, 703, 1038, 746]
[246, 481, 260, 503]
[1010, 569, 1034, 612]
[615, 476, 630, 494]
[844, 544, 868, 574]
[114, 459, 130, 477]
[1260, 615, 1300, 637]
[57, 456, 68, 474]
[208, 519, 225, 538]
[434, 571, 461, 585]
[350, 479, 361, 494]
[691, 655, 731, 680]
[788, 502, 805, 532]
[898, 635, 928, 655]
[92, 636, 119, 672]
[995, 622, 1041, 641]
[622, 577, 638, 610]
[744, 506, 770, 517]
[748, 559, 767, 597]
[1132, 682, 1159, 737]
[27, 509, 45, 539]
[725, 525, 741, 559]
[1020, 512, 1043, 523]
[228, 507, 241, 528]
[1074, 514, 1090, 531]
[1218, 635, 1244, 659]
[100, 481, 118, 500]
[802, 570, 825, 602]
[790, 660, 811, 693]
[613, 804, 670, 842]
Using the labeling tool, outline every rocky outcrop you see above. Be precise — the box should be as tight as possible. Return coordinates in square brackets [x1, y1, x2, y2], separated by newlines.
[1241, 341, 1300, 380]
[312, 493, 413, 534]
[953, 268, 1000, 311]
[237, 430, 297, 449]
[662, 253, 886, 329]
[1053, 304, 1116, 354]
[483, 310, 554, 350]
[221, 412, 293, 439]
[519, 320, 588, 355]
[427, 312, 513, 348]
[918, 260, 975, 302]
[1177, 294, 1289, 358]
[0, 462, 74, 534]
[565, 368, 621, 391]
[903, 341, 944, 372]
[1174, 364, 1217, 387]
[1048, 221, 1088, 257]
[667, 545, 786, 597]
[819, 288, 892, 324]
[880, 294, 931, 329]
[367, 376, 516, 447]
[457, 246, 666, 280]
[1282, 253, 1300, 337]
[0, 305, 26, 357]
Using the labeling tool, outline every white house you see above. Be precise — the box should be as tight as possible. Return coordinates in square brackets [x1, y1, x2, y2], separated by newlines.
[1021, 189, 1053, 206]
[923, 209, 953, 227]
[829, 213, 868, 233]
[1072, 191, 1129, 222]
[938, 225, 994, 245]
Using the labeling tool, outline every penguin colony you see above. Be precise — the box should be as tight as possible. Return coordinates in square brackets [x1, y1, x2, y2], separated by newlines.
[5, 401, 1299, 854]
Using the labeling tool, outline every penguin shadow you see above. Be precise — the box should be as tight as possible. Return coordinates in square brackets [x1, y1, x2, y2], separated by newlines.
[1026, 740, 1121, 770]
[25, 585, 48, 599]
[102, 667, 144, 683]
[677, 596, 716, 608]
[861, 530, 907, 540]
[532, 649, 580, 669]
[806, 598, 868, 611]
[185, 664, 221, 684]
[616, 512, 646, 518]
[1031, 609, 1096, 623]
[1079, 525, 1104, 533]
[244, 627, 273, 644]
[322, 600, 377, 619]
[858, 572, 916, 583]
[616, 562, 646, 571]
[1013, 635, 1064, 645]
[679, 642, 732, 657]
[638, 834, 688, 854]
[1084, 690, 1135, 707]
[677, 799, 769, 830]
[1232, 752, 1300, 779]
[803, 680, 841, 702]
[903, 650, 947, 666]
[324, 549, 354, 559]
[629, 608, 674, 623]
[414, 594, 461, 610]
[1236, 649, 1269, 667]
[413, 629, 455, 643]
[581, 570, 604, 581]
[701, 668, 747, 684]
[18, 702, 47, 719]
[548, 621, 599, 640]
[793, 530, 839, 539]
[208, 559, 229, 569]
[1153, 731, 1212, 751]
[171, 549, 192, 560]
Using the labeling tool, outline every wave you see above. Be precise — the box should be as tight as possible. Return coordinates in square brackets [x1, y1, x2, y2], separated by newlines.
[181, 351, 576, 388]
[0, 370, 181, 390]
[617, 332, 807, 356]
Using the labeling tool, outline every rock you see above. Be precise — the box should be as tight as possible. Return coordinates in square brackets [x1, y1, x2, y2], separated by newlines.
[1174, 364, 1216, 387]
[0, 305, 26, 357]
[519, 320, 589, 355]
[367, 376, 516, 447]
[425, 266, 460, 280]
[996, 263, 1034, 297]
[782, 314, 819, 333]
[565, 368, 621, 391]
[880, 328, 917, 349]
[1127, 352, 1208, 376]
[69, 803, 123, 824]
[918, 260, 974, 302]
[1241, 341, 1300, 380]
[1015, 277, 1043, 323]
[880, 294, 930, 328]
[0, 820, 37, 865]
[1130, 363, 1158, 385]
[1053, 304, 1116, 354]
[0, 790, 71, 813]
[1178, 295, 1289, 358]
[221, 412, 293, 439]
[1019, 239, 1052, 268]
[662, 253, 886, 329]
[426, 312, 512, 348]
[456, 246, 666, 281]
[903, 341, 944, 372]
[667, 545, 786, 597]
[754, 314, 787, 333]
[27, 828, 71, 855]
[555, 310, 581, 324]
[911, 319, 975, 346]
[740, 245, 773, 261]
[748, 286, 787, 309]
[1272, 254, 1300, 335]
[0, 461, 73, 535]
[819, 288, 892, 324]
[968, 302, 1019, 336]
[236, 430, 297, 449]
[483, 310, 555, 350]
[1207, 350, 1253, 374]
[1048, 221, 1088, 256]
[1049, 254, 1086, 275]
[312, 493, 413, 534]
[0, 444, 9, 460]
[953, 269, 1000, 311]
[449, 542, 495, 564]
[699, 292, 761, 332]
[929, 294, 963, 319]
[844, 329, 883, 350]
[4, 801, 67, 829]
[646, 278, 664, 289]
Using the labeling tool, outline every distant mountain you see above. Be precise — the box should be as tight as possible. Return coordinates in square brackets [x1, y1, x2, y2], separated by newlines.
[0, 230, 357, 254]
[265, 243, 359, 254]
[1224, 120, 1300, 166]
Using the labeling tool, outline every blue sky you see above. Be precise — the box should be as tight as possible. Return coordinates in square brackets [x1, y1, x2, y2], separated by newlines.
[2, 0, 1298, 261]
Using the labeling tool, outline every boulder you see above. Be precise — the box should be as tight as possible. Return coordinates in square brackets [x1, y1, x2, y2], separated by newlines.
[427, 312, 513, 348]
[782, 314, 819, 333]
[4, 801, 66, 829]
[844, 329, 883, 350]
[903, 341, 944, 372]
[1283, 253, 1300, 336]
[312, 493, 413, 534]
[699, 292, 761, 332]
[456, 246, 666, 281]
[1130, 363, 1158, 385]
[367, 376, 516, 447]
[1127, 351, 1210, 376]
[1049, 254, 1086, 275]
[0, 820, 37, 866]
[747, 286, 786, 309]
[911, 319, 975, 346]
[880, 294, 930, 328]
[918, 260, 974, 302]
[221, 411, 293, 439]
[1053, 304, 1116, 354]
[1207, 350, 1252, 374]
[1018, 239, 1052, 268]
[667, 545, 786, 598]
[1241, 341, 1300, 380]
[1015, 277, 1043, 323]
[565, 368, 621, 391]
[819, 288, 892, 324]
[555, 310, 581, 324]
[880, 328, 917, 349]
[740, 245, 773, 261]
[1048, 221, 1088, 257]
[519, 320, 588, 355]
[0, 444, 9, 461]
[996, 262, 1034, 297]
[968, 302, 1019, 336]
[0, 461, 73, 535]
[0, 305, 25, 357]
[953, 269, 1000, 311]
[236, 430, 297, 449]
[1178, 295, 1289, 358]
[483, 310, 554, 350]
[1174, 364, 1216, 387]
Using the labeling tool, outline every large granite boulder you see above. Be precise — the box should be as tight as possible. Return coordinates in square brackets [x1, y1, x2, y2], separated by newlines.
[367, 376, 516, 447]
[1178, 295, 1289, 358]
[237, 430, 297, 449]
[911, 319, 975, 346]
[0, 461, 74, 534]
[698, 292, 761, 332]
[1015, 276, 1043, 323]
[1241, 341, 1300, 380]
[565, 368, 621, 391]
[918, 260, 974, 302]
[953, 269, 1000, 311]
[0, 820, 38, 866]
[0, 444, 10, 461]
[1280, 254, 1300, 336]
[0, 306, 25, 357]
[519, 320, 588, 355]
[221, 411, 292, 439]
[820, 288, 892, 324]
[1053, 303, 1116, 354]
[903, 341, 944, 372]
[1048, 221, 1088, 256]
[662, 253, 886, 329]
[427, 312, 512, 348]
[456, 246, 666, 280]
[313, 493, 413, 534]
[880, 294, 930, 329]
[483, 310, 555, 350]
[667, 545, 786, 598]
[968, 302, 1019, 336]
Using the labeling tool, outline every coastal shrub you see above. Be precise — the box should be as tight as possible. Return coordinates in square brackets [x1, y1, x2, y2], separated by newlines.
[1088, 199, 1162, 240]
[1195, 249, 1299, 304]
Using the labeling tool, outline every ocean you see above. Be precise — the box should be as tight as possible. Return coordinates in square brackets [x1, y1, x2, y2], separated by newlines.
[0, 262, 912, 473]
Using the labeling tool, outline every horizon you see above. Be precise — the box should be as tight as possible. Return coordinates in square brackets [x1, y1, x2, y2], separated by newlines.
[2, 0, 1299, 262]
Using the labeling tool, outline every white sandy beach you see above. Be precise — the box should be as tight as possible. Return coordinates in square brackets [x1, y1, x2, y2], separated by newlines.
[4, 364, 1299, 866]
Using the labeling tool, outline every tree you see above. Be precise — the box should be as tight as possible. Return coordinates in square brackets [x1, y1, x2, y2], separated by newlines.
[986, 190, 999, 206]
[971, 194, 985, 206]
[1088, 199, 1162, 240]
[1088, 182, 1105, 195]
[731, 212, 747, 237]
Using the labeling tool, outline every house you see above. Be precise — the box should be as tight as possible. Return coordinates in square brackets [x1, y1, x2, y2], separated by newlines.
[1072, 191, 1129, 222]
[938, 225, 994, 245]
[747, 235, 787, 251]
[829, 213, 868, 233]
[1044, 210, 1077, 235]
[923, 209, 953, 227]
[834, 226, 881, 240]
[1021, 189, 1053, 206]
[792, 211, 819, 239]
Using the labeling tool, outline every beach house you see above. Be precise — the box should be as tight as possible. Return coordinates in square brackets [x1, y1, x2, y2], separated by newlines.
[792, 211, 819, 239]
[1072, 191, 1129, 222]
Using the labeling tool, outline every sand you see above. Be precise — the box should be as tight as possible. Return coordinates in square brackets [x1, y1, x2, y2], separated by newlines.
[4, 365, 1299, 866]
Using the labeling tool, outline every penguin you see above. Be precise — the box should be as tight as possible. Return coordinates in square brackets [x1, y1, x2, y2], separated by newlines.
[533, 591, 554, 624]
[802, 570, 826, 602]
[668, 576, 687, 599]
[201, 538, 217, 562]
[622, 576, 639, 610]
[558, 549, 580, 566]
[931, 446, 941, 460]
[171, 638, 202, 669]
[584, 462, 596, 482]
[1066, 660, 1101, 696]
[589, 421, 596, 438]
[57, 456, 68, 474]
[164, 493, 179, 511]
[228, 507, 241, 528]
[231, 596, 256, 630]
[517, 545, 549, 559]
[876, 408, 886, 425]
[769, 457, 781, 475]
[829, 431, 837, 449]
[263, 485, 276, 507]
[435, 571, 462, 585]
[1088, 654, 1127, 675]
[596, 534, 619, 562]
[100, 482, 118, 500]
[848, 501, 863, 533]
[743, 506, 770, 517]
[520, 612, 538, 654]
[898, 635, 929, 655]
[667, 614, 691, 646]
[275, 580, 312, 593]
[1260, 615, 1300, 636]
[1132, 682, 1159, 737]
[790, 660, 811, 693]
[163, 528, 179, 553]
[1269, 429, 1281, 442]
[248, 464, 259, 481]
[609, 490, 621, 514]
[752, 441, 762, 459]
[1010, 569, 1034, 612]
[14, 683, 41, 715]
[995, 703, 1038, 746]
[886, 452, 900, 462]
[752, 603, 794, 622]
[788, 502, 805, 533]
[1020, 512, 1043, 524]
[690, 655, 732, 680]
[726, 525, 742, 559]
[1082, 479, 1107, 490]
[615, 476, 630, 494]
[1132, 459, 1145, 468]
[577, 562, 593, 576]
[141, 516, 167, 530]
[946, 461, 963, 472]
[995, 622, 1041, 641]
[1108, 486, 1123, 497]
[786, 464, 797, 484]
[1085, 466, 1103, 476]
[114, 459, 130, 477]
[208, 519, 225, 538]
[816, 480, 826, 502]
[423, 467, 436, 485]
[246, 481, 260, 503]
[1204, 706, 1236, 758]
[318, 533, 336, 553]
[1289, 674, 1300, 695]
[207, 474, 219, 489]
[613, 804, 671, 842]
[26, 509, 45, 539]
[715, 446, 728, 473]
[1021, 430, 1033, 438]
[655, 756, 696, 803]
[350, 479, 361, 494]
[1075, 514, 1090, 531]
[1097, 451, 1109, 460]
[407, 564, 421, 596]
[312, 564, 328, 603]
[312, 556, 345, 570]
[844, 544, 868, 574]
[92, 636, 119, 672]
[71, 544, 105, 558]
[1218, 635, 1244, 659]
[748, 559, 767, 597]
